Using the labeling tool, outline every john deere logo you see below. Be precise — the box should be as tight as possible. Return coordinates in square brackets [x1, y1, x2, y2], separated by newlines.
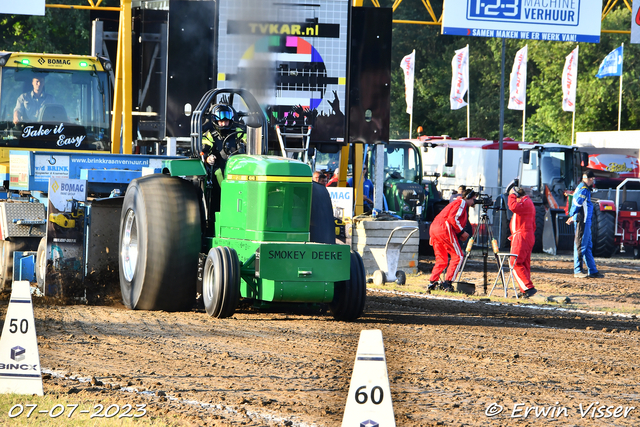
[38, 57, 45, 65]
[51, 181, 59, 192]
[11, 346, 25, 362]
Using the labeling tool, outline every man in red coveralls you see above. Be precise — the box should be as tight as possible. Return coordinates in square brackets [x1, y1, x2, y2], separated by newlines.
[507, 186, 537, 298]
[429, 189, 477, 292]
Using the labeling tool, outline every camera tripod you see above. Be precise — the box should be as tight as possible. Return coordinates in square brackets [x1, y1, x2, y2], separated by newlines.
[454, 208, 518, 296]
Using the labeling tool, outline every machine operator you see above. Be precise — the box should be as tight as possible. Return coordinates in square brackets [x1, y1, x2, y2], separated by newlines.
[202, 103, 246, 185]
[13, 75, 57, 124]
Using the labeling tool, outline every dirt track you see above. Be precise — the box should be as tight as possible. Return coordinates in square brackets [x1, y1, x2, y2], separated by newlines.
[3, 251, 640, 426]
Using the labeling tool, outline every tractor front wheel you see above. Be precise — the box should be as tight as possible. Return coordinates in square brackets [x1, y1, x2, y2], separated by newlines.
[202, 246, 240, 318]
[119, 175, 201, 311]
[330, 250, 366, 321]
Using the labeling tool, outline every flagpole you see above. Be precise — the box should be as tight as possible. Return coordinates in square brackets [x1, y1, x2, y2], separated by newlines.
[466, 101, 470, 138]
[523, 50, 527, 141]
[466, 44, 470, 138]
[618, 42, 624, 131]
[571, 110, 575, 145]
[409, 113, 413, 138]
[522, 105, 526, 141]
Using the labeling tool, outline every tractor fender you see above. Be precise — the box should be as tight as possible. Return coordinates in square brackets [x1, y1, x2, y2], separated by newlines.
[595, 200, 616, 212]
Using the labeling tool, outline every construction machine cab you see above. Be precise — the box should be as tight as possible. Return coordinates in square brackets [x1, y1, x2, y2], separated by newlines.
[0, 52, 112, 151]
[369, 140, 425, 221]
[520, 145, 580, 208]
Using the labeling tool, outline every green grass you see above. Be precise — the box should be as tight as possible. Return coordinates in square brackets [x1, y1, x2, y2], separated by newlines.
[0, 393, 178, 426]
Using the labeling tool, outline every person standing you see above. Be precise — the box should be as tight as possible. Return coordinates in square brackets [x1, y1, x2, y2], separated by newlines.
[507, 186, 537, 298]
[428, 189, 477, 291]
[347, 166, 373, 212]
[449, 185, 467, 203]
[313, 170, 326, 184]
[566, 170, 604, 279]
[326, 168, 339, 187]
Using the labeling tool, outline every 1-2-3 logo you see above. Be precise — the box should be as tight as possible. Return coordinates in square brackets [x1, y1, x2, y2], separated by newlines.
[468, 0, 521, 20]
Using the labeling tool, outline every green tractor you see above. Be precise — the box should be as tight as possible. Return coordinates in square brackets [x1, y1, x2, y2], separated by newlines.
[118, 89, 366, 320]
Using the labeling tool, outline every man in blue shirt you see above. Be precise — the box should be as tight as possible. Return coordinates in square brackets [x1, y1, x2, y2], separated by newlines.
[566, 170, 604, 279]
[347, 166, 373, 212]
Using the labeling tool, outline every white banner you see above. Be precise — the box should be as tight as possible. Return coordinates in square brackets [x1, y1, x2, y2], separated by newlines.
[632, 0, 640, 44]
[450, 46, 469, 110]
[562, 46, 579, 112]
[400, 51, 415, 114]
[442, 0, 603, 43]
[0, 0, 45, 16]
[508, 45, 528, 111]
[327, 187, 353, 219]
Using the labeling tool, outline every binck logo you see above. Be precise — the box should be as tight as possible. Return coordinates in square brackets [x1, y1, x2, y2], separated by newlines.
[0, 363, 38, 371]
[38, 57, 45, 65]
[11, 346, 25, 362]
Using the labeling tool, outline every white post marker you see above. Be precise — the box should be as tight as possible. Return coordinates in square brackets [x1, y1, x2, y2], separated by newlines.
[0, 281, 43, 395]
[341, 330, 395, 427]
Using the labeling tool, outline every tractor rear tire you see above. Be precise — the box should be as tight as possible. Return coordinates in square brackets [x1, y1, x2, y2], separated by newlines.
[532, 204, 545, 253]
[0, 238, 39, 291]
[330, 250, 366, 321]
[202, 246, 240, 318]
[310, 182, 335, 244]
[591, 203, 616, 258]
[119, 175, 201, 311]
[36, 237, 47, 291]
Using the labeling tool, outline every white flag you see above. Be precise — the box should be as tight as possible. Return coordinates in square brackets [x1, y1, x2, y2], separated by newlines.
[562, 46, 579, 112]
[400, 51, 415, 114]
[450, 46, 469, 110]
[508, 45, 528, 111]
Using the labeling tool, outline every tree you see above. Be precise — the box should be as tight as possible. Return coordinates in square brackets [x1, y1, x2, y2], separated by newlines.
[389, 2, 636, 144]
[0, 0, 119, 55]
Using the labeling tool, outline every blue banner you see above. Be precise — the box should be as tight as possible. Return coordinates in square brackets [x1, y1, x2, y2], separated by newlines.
[595, 46, 623, 78]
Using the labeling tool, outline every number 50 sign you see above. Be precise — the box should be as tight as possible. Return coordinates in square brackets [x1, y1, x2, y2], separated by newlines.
[0, 281, 44, 396]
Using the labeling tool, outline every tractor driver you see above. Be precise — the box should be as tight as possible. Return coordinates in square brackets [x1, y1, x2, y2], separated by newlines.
[202, 104, 245, 185]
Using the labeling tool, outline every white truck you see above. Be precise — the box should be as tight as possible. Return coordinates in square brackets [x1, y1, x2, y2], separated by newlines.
[420, 137, 531, 200]
[419, 137, 532, 247]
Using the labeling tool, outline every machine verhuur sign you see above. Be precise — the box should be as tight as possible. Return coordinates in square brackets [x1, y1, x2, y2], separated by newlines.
[442, 0, 603, 43]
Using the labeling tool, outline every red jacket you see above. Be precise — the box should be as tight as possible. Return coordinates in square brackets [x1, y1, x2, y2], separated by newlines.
[431, 197, 468, 238]
[508, 193, 536, 235]
[325, 174, 339, 187]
